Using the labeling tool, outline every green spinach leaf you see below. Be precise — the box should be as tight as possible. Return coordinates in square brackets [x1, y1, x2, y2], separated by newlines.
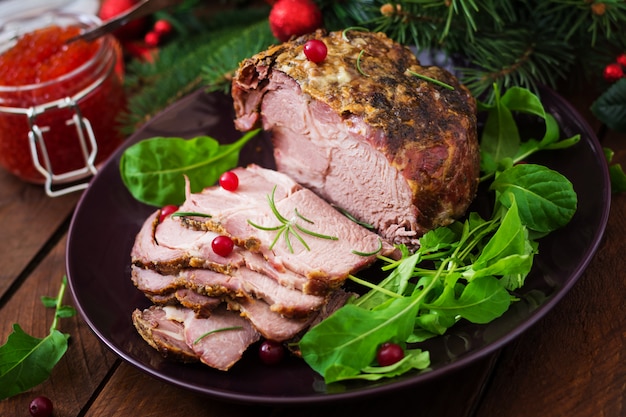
[119, 129, 260, 207]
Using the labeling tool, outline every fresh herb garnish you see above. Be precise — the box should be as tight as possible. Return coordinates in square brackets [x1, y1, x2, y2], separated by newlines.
[407, 69, 455, 90]
[0, 276, 77, 400]
[341, 26, 370, 41]
[352, 238, 383, 257]
[193, 326, 244, 344]
[298, 86, 579, 384]
[332, 204, 375, 229]
[247, 186, 338, 253]
[356, 50, 370, 77]
[172, 211, 212, 218]
[120, 129, 260, 207]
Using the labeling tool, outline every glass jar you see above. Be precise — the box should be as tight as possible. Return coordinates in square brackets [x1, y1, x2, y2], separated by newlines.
[0, 11, 126, 196]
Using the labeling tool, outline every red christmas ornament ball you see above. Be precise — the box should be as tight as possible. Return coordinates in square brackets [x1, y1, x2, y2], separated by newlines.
[604, 62, 624, 83]
[99, 0, 148, 40]
[617, 53, 626, 68]
[269, 0, 323, 42]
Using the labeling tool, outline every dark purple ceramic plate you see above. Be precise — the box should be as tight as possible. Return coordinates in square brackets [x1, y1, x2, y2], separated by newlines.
[66, 88, 610, 405]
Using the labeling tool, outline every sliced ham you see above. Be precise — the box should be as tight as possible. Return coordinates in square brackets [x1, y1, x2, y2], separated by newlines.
[133, 305, 261, 371]
[131, 265, 327, 319]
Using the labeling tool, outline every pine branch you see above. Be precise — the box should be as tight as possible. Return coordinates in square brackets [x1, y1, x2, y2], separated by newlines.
[202, 20, 276, 93]
[458, 26, 575, 102]
[324, 0, 625, 101]
[120, 7, 272, 133]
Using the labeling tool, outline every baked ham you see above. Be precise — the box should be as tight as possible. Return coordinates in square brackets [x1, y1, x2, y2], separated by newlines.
[131, 165, 384, 370]
[232, 29, 480, 248]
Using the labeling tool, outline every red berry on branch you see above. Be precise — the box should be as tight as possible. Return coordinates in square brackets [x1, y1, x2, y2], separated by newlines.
[269, 0, 323, 42]
[617, 53, 626, 68]
[144, 31, 161, 48]
[603, 62, 624, 83]
[153, 19, 173, 36]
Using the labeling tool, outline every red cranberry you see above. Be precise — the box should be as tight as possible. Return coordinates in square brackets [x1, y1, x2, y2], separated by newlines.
[259, 339, 285, 365]
[303, 39, 327, 63]
[219, 171, 239, 191]
[211, 235, 234, 257]
[376, 342, 404, 366]
[159, 204, 178, 223]
[29, 396, 53, 417]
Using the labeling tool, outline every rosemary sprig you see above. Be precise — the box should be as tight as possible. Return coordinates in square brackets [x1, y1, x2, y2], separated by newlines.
[172, 211, 212, 218]
[332, 204, 374, 229]
[407, 69, 455, 90]
[352, 238, 383, 257]
[248, 186, 338, 253]
[193, 326, 243, 344]
[341, 26, 370, 42]
[356, 50, 370, 77]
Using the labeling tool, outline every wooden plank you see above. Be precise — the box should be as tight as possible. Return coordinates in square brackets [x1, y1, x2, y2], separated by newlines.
[0, 235, 117, 416]
[84, 362, 267, 417]
[0, 169, 79, 296]
[83, 353, 497, 416]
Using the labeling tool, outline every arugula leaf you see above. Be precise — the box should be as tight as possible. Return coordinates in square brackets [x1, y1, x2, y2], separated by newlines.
[300, 294, 422, 383]
[479, 86, 580, 181]
[119, 129, 260, 207]
[479, 85, 521, 163]
[331, 349, 430, 382]
[0, 326, 68, 400]
[490, 164, 578, 233]
[425, 276, 512, 324]
[0, 276, 76, 400]
[464, 198, 535, 282]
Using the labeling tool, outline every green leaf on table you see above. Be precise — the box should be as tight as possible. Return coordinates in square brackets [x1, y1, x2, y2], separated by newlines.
[0, 325, 69, 400]
[605, 147, 626, 194]
[490, 164, 577, 232]
[0, 276, 76, 400]
[119, 129, 260, 207]
[591, 78, 626, 133]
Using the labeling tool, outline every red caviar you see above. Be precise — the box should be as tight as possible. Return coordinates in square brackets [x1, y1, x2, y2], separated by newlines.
[0, 18, 126, 186]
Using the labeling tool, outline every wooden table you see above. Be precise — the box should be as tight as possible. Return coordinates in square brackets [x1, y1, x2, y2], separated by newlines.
[1, 89, 624, 417]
